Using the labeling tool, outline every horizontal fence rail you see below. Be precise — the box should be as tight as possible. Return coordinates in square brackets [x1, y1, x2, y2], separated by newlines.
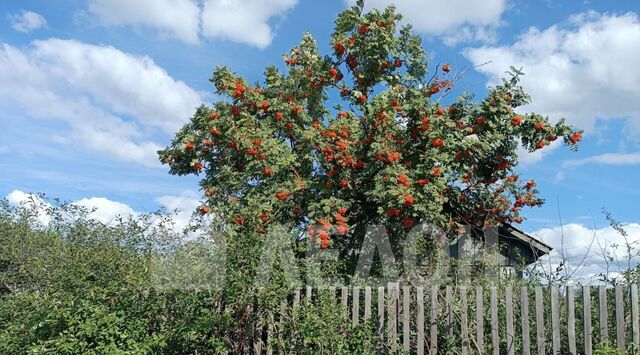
[252, 284, 640, 354]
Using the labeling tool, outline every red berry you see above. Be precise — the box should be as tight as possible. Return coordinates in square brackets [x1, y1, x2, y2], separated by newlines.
[511, 115, 522, 126]
[431, 138, 444, 148]
[395, 59, 403, 68]
[262, 167, 273, 177]
[404, 195, 414, 206]
[525, 180, 536, 190]
[275, 112, 284, 121]
[233, 81, 245, 98]
[386, 208, 401, 217]
[185, 142, 195, 150]
[335, 141, 348, 150]
[476, 116, 486, 125]
[210, 112, 219, 120]
[397, 174, 410, 186]
[402, 217, 414, 228]
[275, 191, 289, 200]
[337, 207, 347, 215]
[442, 64, 451, 73]
[569, 132, 582, 144]
[339, 179, 350, 189]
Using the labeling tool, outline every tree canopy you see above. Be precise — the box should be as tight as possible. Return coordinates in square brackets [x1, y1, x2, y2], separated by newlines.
[159, 3, 581, 260]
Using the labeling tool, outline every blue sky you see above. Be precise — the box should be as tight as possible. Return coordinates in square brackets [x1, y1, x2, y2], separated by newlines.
[1, 1, 639, 273]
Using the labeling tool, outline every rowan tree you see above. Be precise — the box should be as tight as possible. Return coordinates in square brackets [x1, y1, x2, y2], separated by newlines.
[159, 2, 581, 278]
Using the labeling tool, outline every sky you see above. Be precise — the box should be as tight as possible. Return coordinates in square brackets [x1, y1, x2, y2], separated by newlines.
[1, 0, 639, 281]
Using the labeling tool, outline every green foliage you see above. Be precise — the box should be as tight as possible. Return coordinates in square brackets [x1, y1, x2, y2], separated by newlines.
[0, 198, 388, 353]
[594, 342, 621, 355]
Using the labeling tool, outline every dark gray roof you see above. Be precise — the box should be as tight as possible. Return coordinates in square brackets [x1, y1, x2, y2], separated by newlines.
[501, 223, 553, 256]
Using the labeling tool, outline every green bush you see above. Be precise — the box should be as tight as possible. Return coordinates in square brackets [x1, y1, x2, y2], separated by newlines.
[0, 197, 386, 353]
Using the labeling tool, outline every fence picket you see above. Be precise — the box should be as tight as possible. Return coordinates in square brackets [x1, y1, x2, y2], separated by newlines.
[402, 286, 410, 351]
[364, 287, 372, 320]
[567, 286, 576, 355]
[352, 286, 360, 326]
[293, 289, 300, 307]
[535, 286, 545, 355]
[615, 284, 625, 350]
[430, 286, 438, 354]
[550, 285, 560, 355]
[388, 283, 399, 346]
[329, 286, 336, 306]
[505, 286, 514, 355]
[378, 286, 385, 341]
[446, 286, 453, 337]
[417, 287, 425, 355]
[584, 285, 592, 355]
[266, 312, 274, 355]
[632, 284, 639, 350]
[599, 285, 608, 342]
[476, 286, 484, 354]
[521, 286, 530, 355]
[341, 287, 348, 318]
[460, 286, 469, 355]
[491, 287, 499, 355]
[254, 323, 263, 355]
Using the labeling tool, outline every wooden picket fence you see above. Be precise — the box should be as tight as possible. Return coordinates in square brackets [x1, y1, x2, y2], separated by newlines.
[253, 284, 640, 354]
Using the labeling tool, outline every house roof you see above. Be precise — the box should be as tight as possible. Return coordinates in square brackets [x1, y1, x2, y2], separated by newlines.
[500, 223, 553, 257]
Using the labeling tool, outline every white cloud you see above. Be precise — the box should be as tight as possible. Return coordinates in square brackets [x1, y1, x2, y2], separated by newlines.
[4, 190, 203, 233]
[85, 0, 299, 48]
[0, 39, 202, 167]
[201, 0, 299, 48]
[32, 39, 201, 133]
[465, 11, 640, 136]
[564, 152, 640, 167]
[517, 140, 562, 165]
[346, 0, 506, 44]
[8, 10, 47, 33]
[73, 197, 136, 224]
[531, 222, 640, 283]
[156, 190, 202, 233]
[87, 0, 201, 44]
[6, 190, 52, 225]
